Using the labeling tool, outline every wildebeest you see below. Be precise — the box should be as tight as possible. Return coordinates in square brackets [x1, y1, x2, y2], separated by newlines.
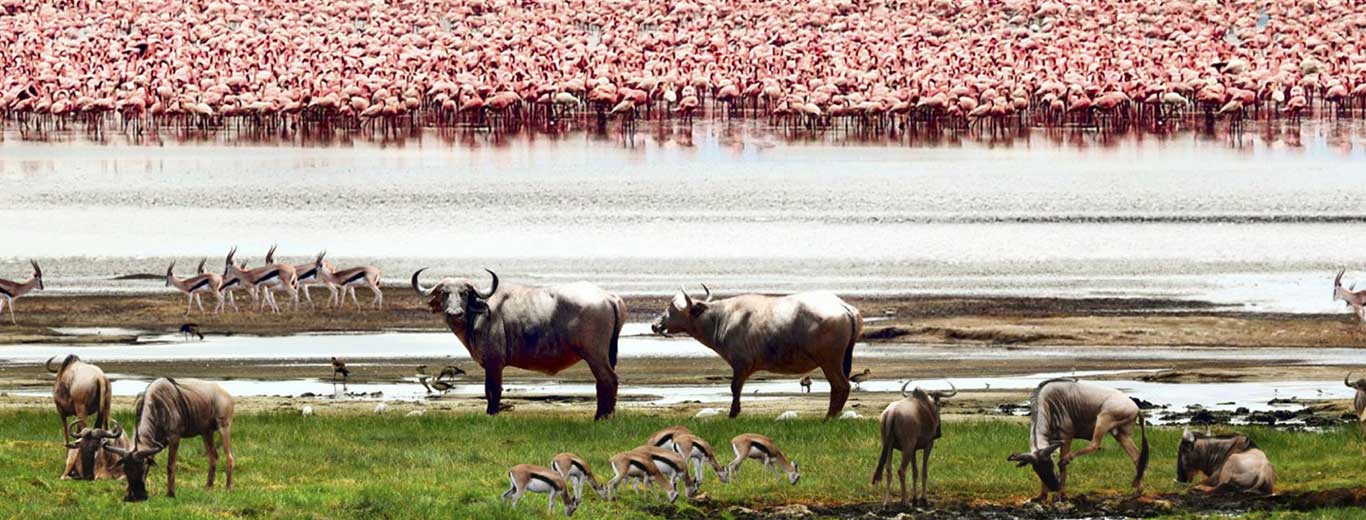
[1177, 430, 1275, 495]
[48, 355, 111, 449]
[411, 269, 625, 419]
[651, 285, 863, 418]
[1346, 373, 1366, 455]
[872, 381, 956, 506]
[1006, 378, 1149, 502]
[63, 420, 131, 480]
[102, 378, 236, 501]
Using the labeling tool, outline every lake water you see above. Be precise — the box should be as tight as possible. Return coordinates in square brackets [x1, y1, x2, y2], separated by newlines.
[3, 122, 1366, 312]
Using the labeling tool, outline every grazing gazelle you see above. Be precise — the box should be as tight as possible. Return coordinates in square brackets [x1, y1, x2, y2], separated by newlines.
[223, 246, 299, 312]
[0, 260, 44, 325]
[605, 448, 677, 502]
[648, 427, 729, 483]
[502, 464, 579, 517]
[314, 252, 383, 309]
[633, 445, 698, 499]
[165, 260, 225, 315]
[551, 452, 607, 501]
[728, 433, 800, 484]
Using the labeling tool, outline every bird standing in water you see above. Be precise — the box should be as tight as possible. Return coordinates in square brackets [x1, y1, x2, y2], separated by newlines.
[850, 369, 871, 391]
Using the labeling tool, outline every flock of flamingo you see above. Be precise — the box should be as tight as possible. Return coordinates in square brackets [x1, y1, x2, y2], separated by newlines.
[3, 0, 1366, 138]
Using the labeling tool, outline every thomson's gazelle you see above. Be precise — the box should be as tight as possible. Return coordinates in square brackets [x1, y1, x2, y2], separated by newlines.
[551, 452, 607, 501]
[0, 260, 44, 325]
[165, 259, 225, 315]
[633, 445, 698, 499]
[501, 464, 578, 517]
[314, 252, 383, 309]
[728, 433, 800, 484]
[223, 246, 299, 313]
[606, 449, 677, 502]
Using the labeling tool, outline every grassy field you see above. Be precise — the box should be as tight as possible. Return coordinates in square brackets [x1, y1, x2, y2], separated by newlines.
[1, 409, 1363, 519]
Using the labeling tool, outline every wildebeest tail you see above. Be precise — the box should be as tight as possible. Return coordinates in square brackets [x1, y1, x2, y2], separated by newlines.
[94, 377, 111, 429]
[608, 297, 623, 369]
[871, 415, 894, 485]
[1134, 411, 1149, 489]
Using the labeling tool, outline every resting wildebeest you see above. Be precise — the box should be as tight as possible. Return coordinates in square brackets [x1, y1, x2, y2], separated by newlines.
[411, 269, 625, 419]
[651, 285, 863, 418]
[48, 355, 111, 449]
[102, 378, 236, 501]
[1006, 378, 1149, 502]
[871, 381, 956, 507]
[1346, 373, 1366, 455]
[1177, 430, 1275, 495]
[63, 420, 132, 480]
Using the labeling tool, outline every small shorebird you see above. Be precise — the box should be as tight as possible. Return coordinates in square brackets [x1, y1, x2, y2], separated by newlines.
[850, 369, 872, 391]
[331, 357, 351, 384]
[799, 376, 812, 393]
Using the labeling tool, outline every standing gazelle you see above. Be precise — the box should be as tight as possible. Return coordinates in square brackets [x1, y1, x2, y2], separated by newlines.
[0, 260, 44, 325]
[223, 246, 299, 313]
[1334, 269, 1366, 331]
[268, 247, 333, 308]
[166, 259, 225, 315]
[502, 464, 579, 517]
[314, 252, 382, 309]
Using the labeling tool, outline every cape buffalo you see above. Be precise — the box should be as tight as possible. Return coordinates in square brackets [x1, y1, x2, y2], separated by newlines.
[411, 269, 625, 419]
[651, 285, 862, 418]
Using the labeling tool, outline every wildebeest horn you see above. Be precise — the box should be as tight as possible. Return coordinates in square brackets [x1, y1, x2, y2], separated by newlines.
[45, 355, 61, 373]
[900, 380, 913, 397]
[1348, 372, 1357, 388]
[1336, 268, 1345, 287]
[66, 418, 85, 439]
[410, 268, 432, 295]
[701, 283, 713, 302]
[475, 269, 499, 299]
[938, 380, 957, 398]
[103, 421, 123, 439]
[679, 285, 694, 308]
[102, 440, 129, 457]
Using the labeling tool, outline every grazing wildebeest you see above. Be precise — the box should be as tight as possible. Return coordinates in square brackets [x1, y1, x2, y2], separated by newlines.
[1177, 430, 1275, 495]
[1006, 378, 1149, 502]
[48, 355, 111, 449]
[1334, 269, 1366, 330]
[651, 285, 863, 418]
[872, 381, 956, 507]
[1345, 373, 1366, 455]
[411, 269, 625, 419]
[63, 420, 131, 480]
[102, 378, 235, 501]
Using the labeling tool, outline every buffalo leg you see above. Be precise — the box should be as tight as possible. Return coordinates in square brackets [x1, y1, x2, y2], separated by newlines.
[820, 363, 851, 418]
[586, 356, 618, 420]
[728, 366, 752, 418]
[204, 434, 218, 488]
[166, 440, 180, 498]
[485, 364, 505, 416]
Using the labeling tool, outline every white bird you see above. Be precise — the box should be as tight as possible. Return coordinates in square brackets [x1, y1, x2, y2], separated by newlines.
[405, 409, 426, 417]
[300, 405, 314, 417]
[373, 402, 388, 415]
[839, 410, 861, 420]
[693, 408, 722, 419]
[776, 410, 799, 421]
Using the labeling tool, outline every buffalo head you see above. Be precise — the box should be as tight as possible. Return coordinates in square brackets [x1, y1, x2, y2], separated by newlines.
[1007, 442, 1062, 492]
[651, 284, 712, 335]
[410, 268, 499, 320]
[103, 439, 161, 502]
[66, 419, 122, 481]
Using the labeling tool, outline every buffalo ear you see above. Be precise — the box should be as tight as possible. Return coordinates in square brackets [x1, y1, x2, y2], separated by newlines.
[688, 302, 707, 318]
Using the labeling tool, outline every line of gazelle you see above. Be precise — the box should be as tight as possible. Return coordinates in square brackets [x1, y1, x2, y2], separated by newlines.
[165, 245, 382, 315]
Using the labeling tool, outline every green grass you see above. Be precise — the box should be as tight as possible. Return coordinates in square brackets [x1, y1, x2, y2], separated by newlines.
[0, 410, 1360, 519]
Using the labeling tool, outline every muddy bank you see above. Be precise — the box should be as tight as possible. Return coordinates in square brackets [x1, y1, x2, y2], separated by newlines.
[3, 291, 1366, 349]
[698, 489, 1366, 519]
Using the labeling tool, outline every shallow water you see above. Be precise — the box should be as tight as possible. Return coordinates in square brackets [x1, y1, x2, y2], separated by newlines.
[4, 122, 1366, 312]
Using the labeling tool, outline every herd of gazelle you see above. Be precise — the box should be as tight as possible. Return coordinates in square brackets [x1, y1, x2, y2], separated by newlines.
[503, 426, 796, 516]
[167, 246, 383, 314]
